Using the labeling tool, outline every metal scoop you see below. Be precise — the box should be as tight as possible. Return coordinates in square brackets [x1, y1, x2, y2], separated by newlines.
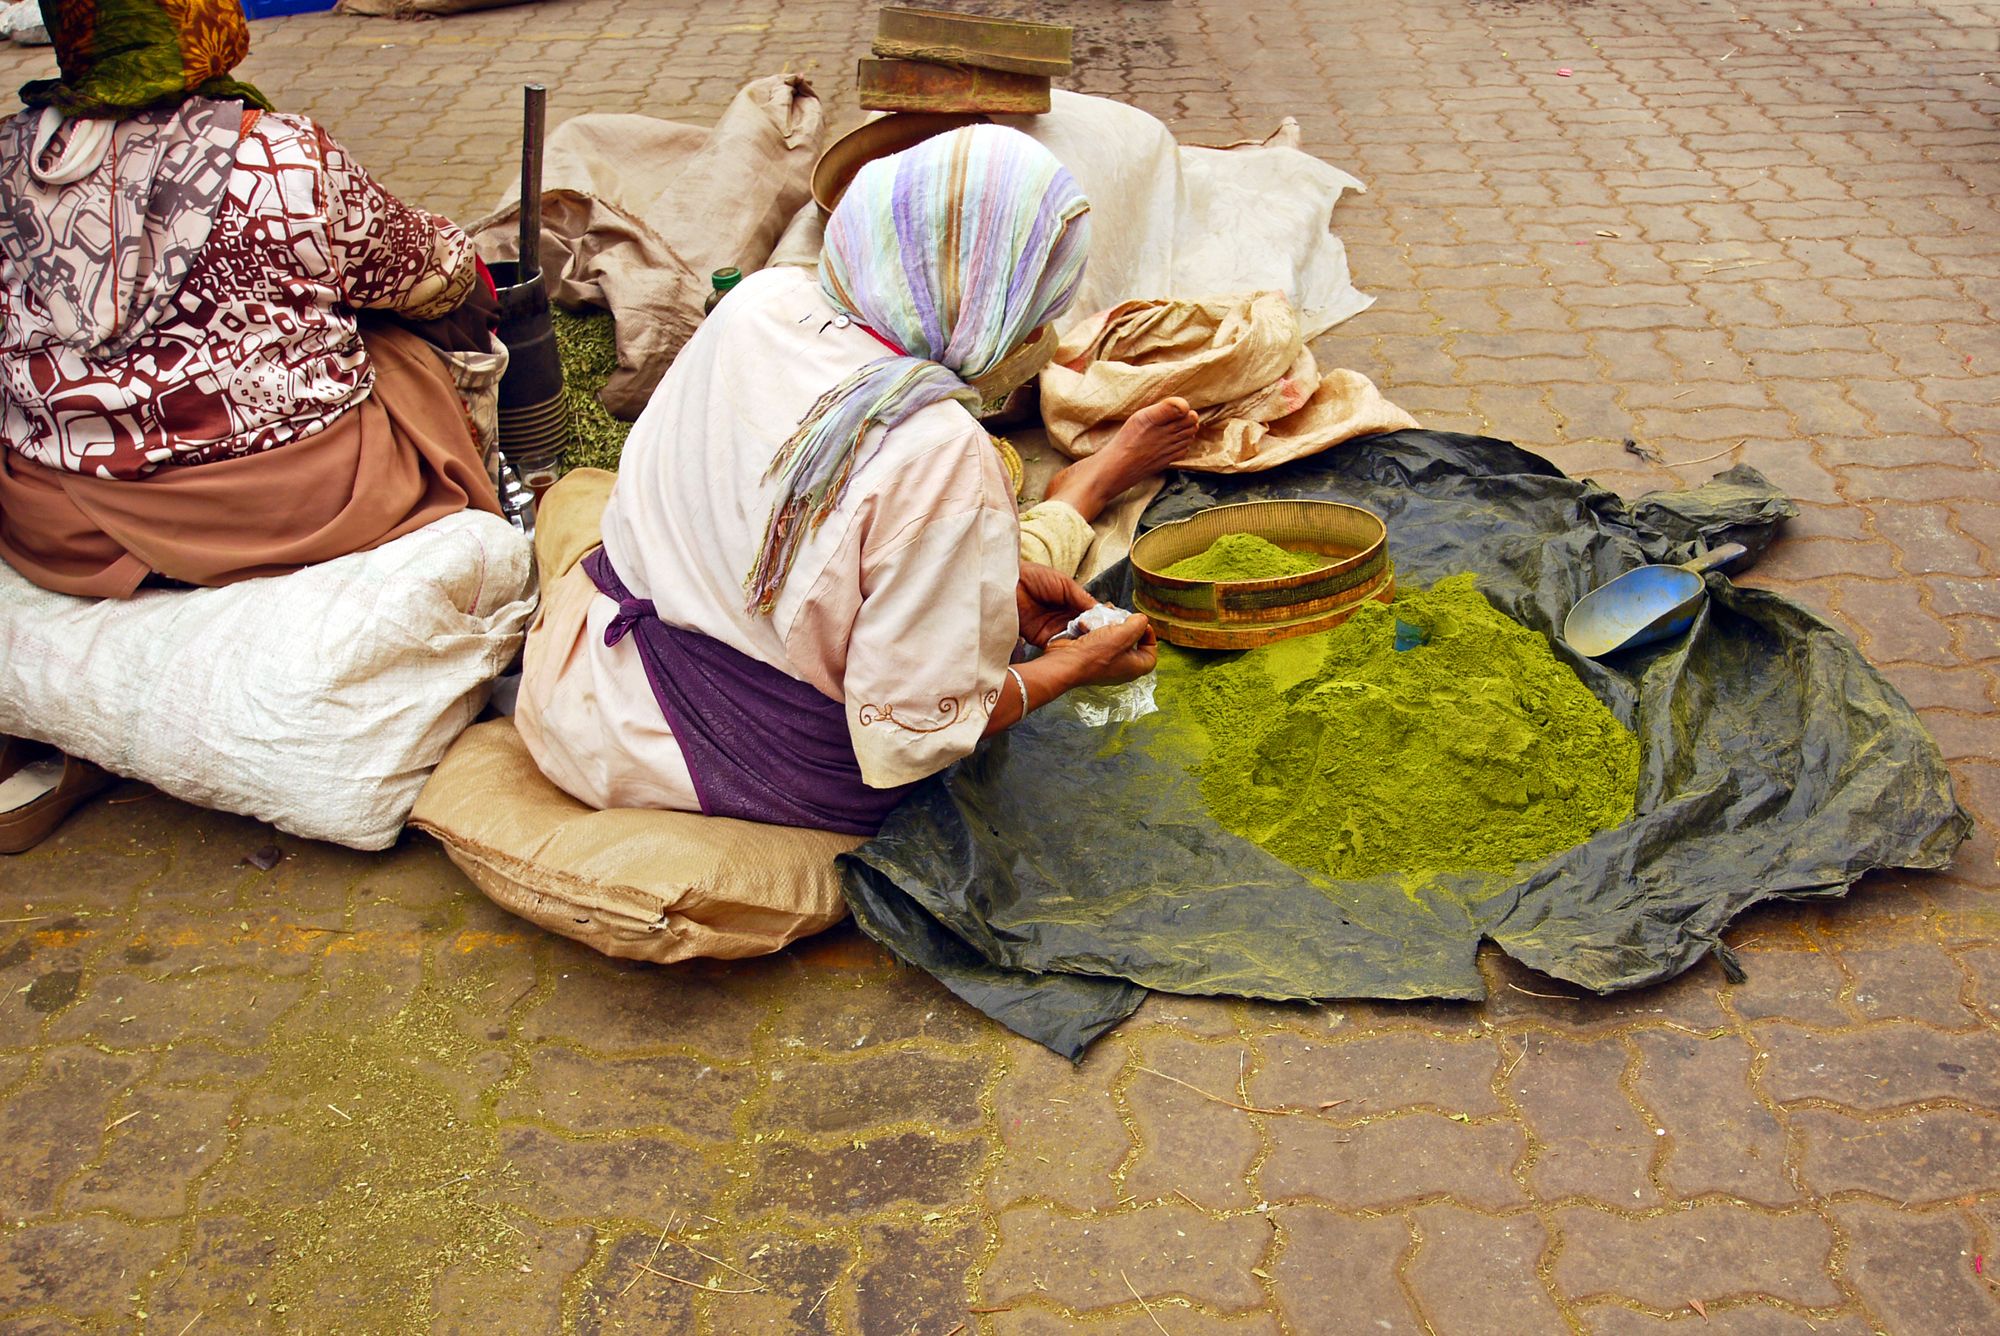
[1562, 543, 1749, 659]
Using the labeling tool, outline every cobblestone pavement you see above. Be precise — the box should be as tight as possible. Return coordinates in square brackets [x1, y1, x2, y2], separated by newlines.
[4, 0, 2000, 1331]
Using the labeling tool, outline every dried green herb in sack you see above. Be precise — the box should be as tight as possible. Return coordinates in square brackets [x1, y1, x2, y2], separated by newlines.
[1162, 531, 1326, 581]
[551, 306, 634, 473]
[1148, 573, 1640, 883]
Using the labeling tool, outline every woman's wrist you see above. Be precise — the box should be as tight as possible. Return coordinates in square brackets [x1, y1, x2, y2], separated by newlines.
[1004, 666, 1032, 721]
[1017, 653, 1078, 703]
[988, 657, 1052, 735]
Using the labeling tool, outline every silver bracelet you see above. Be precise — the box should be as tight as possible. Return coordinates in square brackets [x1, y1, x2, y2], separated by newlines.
[1006, 666, 1030, 720]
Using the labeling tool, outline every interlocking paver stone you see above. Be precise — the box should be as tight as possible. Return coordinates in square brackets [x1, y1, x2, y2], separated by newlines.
[1512, 1035, 1662, 1207]
[4, 925, 96, 1024]
[1250, 1031, 1503, 1116]
[1480, 954, 1730, 1034]
[986, 1203, 1269, 1311]
[741, 1128, 985, 1222]
[1724, 947, 1852, 1027]
[852, 1218, 984, 1335]
[518, 958, 768, 1058]
[1266, 1205, 1416, 1333]
[988, 1041, 1131, 1211]
[992, 1310, 1285, 1335]
[1262, 1110, 1527, 1211]
[771, 964, 993, 1051]
[572, 1231, 698, 1335]
[4, 1317, 98, 1336]
[1969, 944, 2000, 1023]
[0, 1216, 176, 1320]
[1405, 1204, 1562, 1334]
[1836, 941, 1977, 1026]
[1870, 503, 1991, 577]
[1126, 989, 1243, 1038]
[431, 1219, 592, 1336]
[1579, 1305, 1873, 1335]
[1633, 1031, 1797, 1206]
[496, 1125, 722, 1222]
[144, 1214, 279, 1335]
[761, 1046, 989, 1136]
[1793, 1107, 2000, 1203]
[1833, 1201, 2000, 1333]
[1551, 1204, 1842, 1308]
[0, 1047, 146, 1217]
[1757, 1021, 2000, 1109]
[63, 1084, 234, 1219]
[1124, 1035, 1261, 1209]
[719, 1229, 852, 1335]
[43, 967, 310, 1050]
[498, 1044, 754, 1139]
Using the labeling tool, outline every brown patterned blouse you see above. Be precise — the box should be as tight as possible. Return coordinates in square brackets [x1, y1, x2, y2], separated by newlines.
[0, 109, 477, 479]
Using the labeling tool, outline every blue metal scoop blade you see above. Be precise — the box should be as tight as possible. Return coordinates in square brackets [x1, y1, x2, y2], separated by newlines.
[1562, 543, 1748, 659]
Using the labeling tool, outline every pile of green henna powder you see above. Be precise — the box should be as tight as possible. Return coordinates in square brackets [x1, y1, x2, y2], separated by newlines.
[1162, 531, 1327, 581]
[1147, 573, 1641, 883]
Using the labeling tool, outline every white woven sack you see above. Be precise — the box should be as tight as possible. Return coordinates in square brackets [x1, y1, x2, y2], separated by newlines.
[0, 511, 535, 850]
[1, 1, 50, 45]
[771, 90, 1374, 341]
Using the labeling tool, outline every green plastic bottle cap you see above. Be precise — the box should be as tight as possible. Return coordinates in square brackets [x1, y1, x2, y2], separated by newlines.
[711, 267, 743, 293]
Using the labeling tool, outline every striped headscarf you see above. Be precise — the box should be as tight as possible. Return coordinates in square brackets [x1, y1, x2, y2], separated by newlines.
[747, 124, 1090, 614]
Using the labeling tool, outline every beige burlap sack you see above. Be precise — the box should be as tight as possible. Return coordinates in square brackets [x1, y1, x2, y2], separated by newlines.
[409, 720, 856, 963]
[530, 466, 615, 583]
[471, 75, 824, 417]
[1039, 291, 1418, 473]
[410, 467, 856, 962]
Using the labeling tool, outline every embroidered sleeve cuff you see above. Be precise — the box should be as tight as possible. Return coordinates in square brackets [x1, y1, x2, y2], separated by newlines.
[849, 686, 999, 789]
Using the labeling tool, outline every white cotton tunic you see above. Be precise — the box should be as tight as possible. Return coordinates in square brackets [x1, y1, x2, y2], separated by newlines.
[516, 266, 1022, 813]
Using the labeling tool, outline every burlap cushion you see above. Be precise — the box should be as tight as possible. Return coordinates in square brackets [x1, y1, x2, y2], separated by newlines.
[408, 466, 856, 962]
[409, 719, 855, 962]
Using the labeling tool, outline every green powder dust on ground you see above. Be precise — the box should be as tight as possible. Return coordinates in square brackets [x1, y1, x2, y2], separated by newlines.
[198, 916, 541, 1332]
[1161, 531, 1328, 582]
[552, 306, 634, 473]
[1151, 573, 1640, 884]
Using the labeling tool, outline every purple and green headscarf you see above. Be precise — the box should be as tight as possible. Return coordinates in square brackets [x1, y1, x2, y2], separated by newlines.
[747, 123, 1090, 614]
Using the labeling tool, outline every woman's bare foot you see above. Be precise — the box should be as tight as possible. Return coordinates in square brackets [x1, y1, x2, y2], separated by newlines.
[1042, 397, 1201, 523]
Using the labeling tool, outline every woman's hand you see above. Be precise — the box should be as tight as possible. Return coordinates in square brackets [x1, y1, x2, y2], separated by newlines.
[982, 607, 1160, 736]
[1040, 612, 1158, 688]
[1016, 562, 1097, 648]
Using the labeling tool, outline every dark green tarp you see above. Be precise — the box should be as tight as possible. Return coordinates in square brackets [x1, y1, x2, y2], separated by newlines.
[839, 431, 1971, 1058]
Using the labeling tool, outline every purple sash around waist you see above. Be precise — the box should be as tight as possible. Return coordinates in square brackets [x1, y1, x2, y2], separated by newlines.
[583, 546, 911, 835]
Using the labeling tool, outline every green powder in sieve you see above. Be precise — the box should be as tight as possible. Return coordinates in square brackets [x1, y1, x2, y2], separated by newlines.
[1162, 532, 1327, 582]
[1147, 573, 1641, 883]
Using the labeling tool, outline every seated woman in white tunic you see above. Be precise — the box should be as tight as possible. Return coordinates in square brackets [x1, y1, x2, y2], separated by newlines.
[515, 126, 1198, 834]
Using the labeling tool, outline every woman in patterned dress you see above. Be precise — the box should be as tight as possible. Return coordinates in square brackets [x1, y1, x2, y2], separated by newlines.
[0, 0, 503, 851]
